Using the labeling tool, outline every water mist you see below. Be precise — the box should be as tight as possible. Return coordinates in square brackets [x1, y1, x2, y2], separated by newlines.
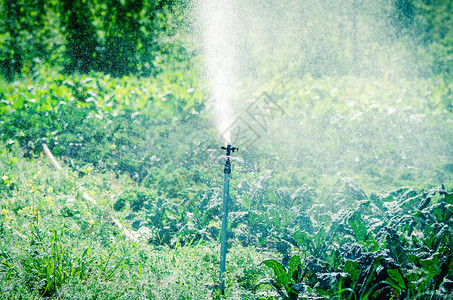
[200, 0, 238, 144]
[194, 0, 452, 294]
[194, 0, 451, 195]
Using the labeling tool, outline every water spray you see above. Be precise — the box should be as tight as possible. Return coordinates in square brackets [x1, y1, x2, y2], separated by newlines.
[219, 144, 238, 295]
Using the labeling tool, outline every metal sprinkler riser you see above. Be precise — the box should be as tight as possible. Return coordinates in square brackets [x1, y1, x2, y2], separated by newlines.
[219, 144, 237, 295]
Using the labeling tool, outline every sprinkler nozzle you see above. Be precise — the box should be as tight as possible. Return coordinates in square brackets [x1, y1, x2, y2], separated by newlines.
[221, 144, 238, 157]
[221, 144, 237, 174]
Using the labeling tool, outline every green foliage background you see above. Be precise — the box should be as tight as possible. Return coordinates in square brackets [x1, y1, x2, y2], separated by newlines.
[0, 0, 452, 79]
[0, 0, 452, 299]
[0, 0, 187, 79]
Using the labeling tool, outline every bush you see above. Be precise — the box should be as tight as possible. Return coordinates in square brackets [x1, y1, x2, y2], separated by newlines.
[113, 197, 126, 212]
[115, 188, 157, 212]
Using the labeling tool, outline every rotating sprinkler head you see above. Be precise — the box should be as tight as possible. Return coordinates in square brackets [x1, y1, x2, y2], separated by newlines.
[219, 144, 238, 294]
[221, 144, 238, 156]
[221, 144, 238, 174]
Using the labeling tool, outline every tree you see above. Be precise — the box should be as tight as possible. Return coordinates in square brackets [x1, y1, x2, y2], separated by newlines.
[0, 0, 49, 80]
[99, 0, 177, 76]
[60, 0, 98, 74]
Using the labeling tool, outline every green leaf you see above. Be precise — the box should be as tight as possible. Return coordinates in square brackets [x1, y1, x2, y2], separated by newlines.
[344, 260, 359, 282]
[348, 213, 367, 242]
[382, 195, 394, 202]
[287, 255, 301, 281]
[293, 230, 312, 248]
[420, 254, 440, 276]
[260, 259, 289, 290]
[432, 203, 453, 223]
[386, 269, 405, 290]
[241, 193, 252, 210]
[444, 191, 453, 204]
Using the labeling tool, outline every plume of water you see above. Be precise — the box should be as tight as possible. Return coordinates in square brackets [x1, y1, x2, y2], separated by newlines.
[193, 0, 451, 189]
[199, 0, 238, 144]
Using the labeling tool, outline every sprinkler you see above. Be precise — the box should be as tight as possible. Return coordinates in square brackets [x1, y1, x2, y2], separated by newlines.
[219, 144, 238, 295]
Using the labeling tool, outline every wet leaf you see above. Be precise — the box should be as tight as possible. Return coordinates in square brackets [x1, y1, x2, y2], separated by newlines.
[387, 269, 405, 290]
[260, 259, 289, 290]
[344, 260, 359, 282]
[287, 255, 301, 281]
[348, 213, 367, 242]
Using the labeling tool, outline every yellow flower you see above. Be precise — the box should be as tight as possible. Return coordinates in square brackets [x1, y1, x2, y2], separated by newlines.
[5, 215, 12, 221]
[88, 219, 95, 226]
[45, 195, 53, 202]
[47, 186, 53, 193]
[1, 209, 8, 215]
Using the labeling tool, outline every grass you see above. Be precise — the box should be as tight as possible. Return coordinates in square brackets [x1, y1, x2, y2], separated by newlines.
[0, 144, 272, 299]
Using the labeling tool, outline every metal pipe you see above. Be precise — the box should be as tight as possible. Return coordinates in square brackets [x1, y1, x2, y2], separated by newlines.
[219, 144, 237, 295]
[219, 169, 230, 294]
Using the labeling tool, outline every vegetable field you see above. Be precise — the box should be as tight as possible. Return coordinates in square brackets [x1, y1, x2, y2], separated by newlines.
[1, 70, 452, 299]
[1, 0, 452, 299]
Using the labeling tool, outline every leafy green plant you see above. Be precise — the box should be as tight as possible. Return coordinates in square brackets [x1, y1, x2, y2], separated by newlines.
[257, 256, 303, 300]
[113, 197, 126, 212]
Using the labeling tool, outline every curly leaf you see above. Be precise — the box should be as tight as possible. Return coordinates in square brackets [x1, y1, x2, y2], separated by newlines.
[260, 259, 289, 289]
[387, 269, 405, 290]
[293, 230, 312, 248]
[348, 213, 367, 243]
[287, 255, 301, 281]
[344, 260, 359, 282]
[443, 191, 453, 204]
